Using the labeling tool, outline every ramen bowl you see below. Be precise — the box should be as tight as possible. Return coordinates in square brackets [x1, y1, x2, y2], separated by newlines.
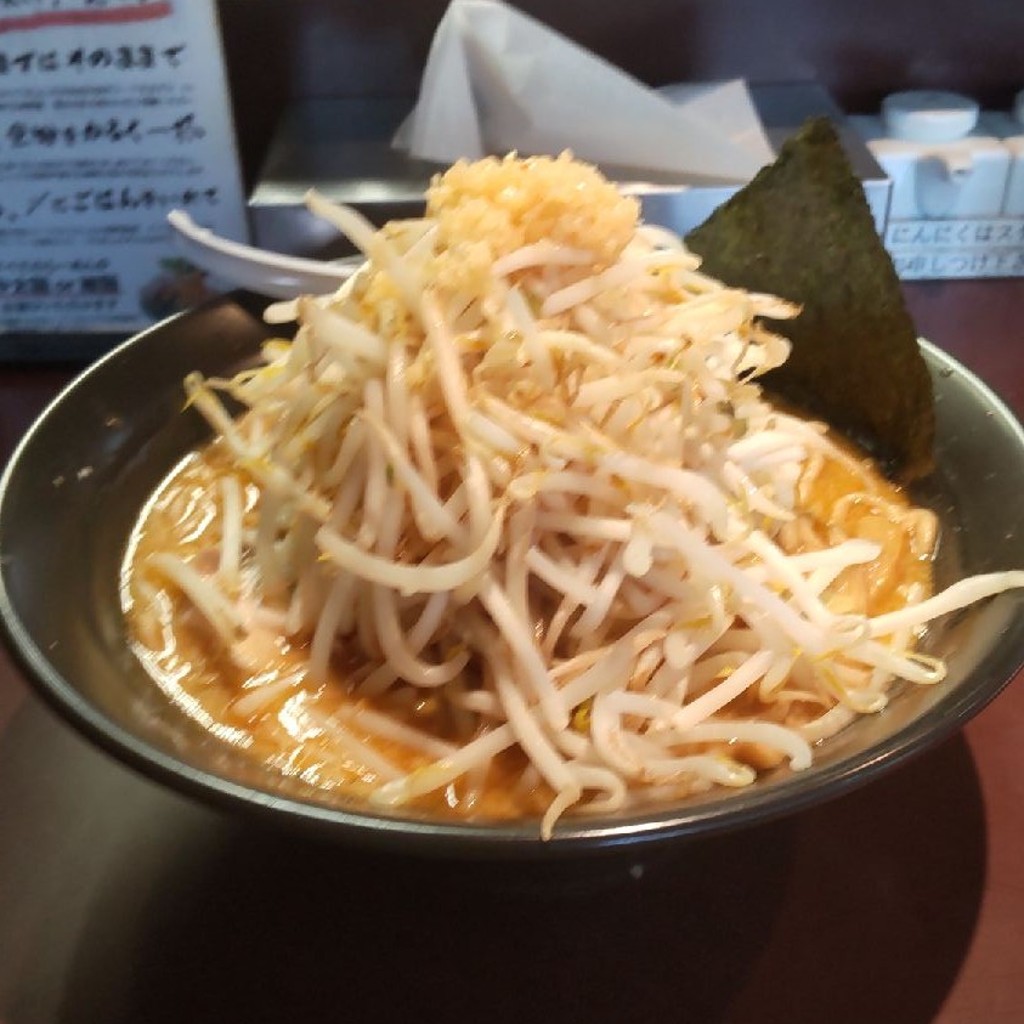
[1, 292, 1022, 856]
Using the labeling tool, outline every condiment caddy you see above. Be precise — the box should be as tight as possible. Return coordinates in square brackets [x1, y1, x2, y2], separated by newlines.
[851, 89, 1024, 279]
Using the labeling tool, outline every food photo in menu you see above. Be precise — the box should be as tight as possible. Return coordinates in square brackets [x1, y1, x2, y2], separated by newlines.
[0, 0, 247, 337]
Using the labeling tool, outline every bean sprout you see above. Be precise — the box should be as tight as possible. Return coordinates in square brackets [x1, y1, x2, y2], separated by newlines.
[126, 153, 1024, 838]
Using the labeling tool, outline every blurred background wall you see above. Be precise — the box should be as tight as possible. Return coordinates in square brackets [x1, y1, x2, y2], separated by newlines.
[216, 0, 1023, 187]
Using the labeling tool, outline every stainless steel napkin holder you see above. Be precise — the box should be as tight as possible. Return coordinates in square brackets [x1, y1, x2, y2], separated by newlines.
[249, 82, 890, 258]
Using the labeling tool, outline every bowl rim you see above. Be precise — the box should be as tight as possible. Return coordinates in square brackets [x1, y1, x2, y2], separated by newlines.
[2, 297, 1023, 856]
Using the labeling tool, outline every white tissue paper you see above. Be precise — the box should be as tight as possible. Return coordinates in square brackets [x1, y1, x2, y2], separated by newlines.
[394, 0, 774, 183]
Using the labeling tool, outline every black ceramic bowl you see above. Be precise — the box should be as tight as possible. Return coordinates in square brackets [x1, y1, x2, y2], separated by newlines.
[1, 292, 1023, 856]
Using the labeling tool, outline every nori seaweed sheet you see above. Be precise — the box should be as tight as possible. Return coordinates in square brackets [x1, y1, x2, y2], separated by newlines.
[685, 117, 935, 480]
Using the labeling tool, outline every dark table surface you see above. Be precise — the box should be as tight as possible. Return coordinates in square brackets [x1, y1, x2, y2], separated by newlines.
[1, 280, 1022, 1024]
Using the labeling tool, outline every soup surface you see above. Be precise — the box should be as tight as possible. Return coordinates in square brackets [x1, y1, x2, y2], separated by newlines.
[123, 422, 934, 822]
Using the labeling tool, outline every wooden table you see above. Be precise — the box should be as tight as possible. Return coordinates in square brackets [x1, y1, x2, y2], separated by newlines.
[0, 281, 1021, 1024]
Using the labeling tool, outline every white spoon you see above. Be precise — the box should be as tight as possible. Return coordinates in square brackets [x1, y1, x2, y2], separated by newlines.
[167, 210, 359, 299]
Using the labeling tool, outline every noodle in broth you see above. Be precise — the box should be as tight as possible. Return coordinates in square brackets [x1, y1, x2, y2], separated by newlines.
[122, 153, 1023, 836]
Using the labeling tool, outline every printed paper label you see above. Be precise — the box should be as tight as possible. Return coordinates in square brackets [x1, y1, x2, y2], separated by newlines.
[885, 217, 1024, 280]
[0, 0, 247, 333]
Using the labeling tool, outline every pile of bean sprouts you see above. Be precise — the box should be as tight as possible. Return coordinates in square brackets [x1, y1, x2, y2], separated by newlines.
[136, 153, 1024, 837]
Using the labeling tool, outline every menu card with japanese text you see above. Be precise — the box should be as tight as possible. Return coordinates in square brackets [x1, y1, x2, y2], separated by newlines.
[0, 0, 247, 346]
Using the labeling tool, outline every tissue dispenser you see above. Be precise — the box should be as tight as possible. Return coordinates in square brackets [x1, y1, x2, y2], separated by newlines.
[249, 83, 890, 261]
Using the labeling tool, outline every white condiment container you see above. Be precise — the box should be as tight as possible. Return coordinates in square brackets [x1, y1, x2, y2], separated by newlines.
[851, 91, 1011, 218]
[977, 89, 1024, 215]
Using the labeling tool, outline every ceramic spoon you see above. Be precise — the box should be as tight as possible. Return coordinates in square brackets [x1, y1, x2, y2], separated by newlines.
[167, 210, 358, 300]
